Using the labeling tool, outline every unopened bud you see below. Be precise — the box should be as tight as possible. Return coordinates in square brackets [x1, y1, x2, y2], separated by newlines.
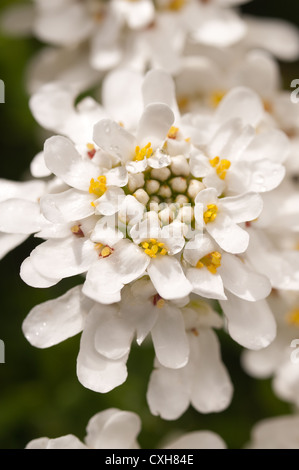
[187, 179, 205, 199]
[134, 188, 150, 205]
[170, 155, 190, 176]
[175, 194, 189, 204]
[158, 184, 172, 198]
[170, 176, 187, 193]
[146, 179, 160, 194]
[128, 173, 145, 192]
[151, 167, 171, 181]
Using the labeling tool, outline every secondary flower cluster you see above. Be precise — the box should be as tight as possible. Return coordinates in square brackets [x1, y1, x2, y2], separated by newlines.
[1, 0, 299, 450]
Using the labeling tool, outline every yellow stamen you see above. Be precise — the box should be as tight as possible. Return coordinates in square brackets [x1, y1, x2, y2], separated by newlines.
[196, 251, 222, 274]
[94, 243, 114, 258]
[89, 175, 107, 198]
[134, 142, 153, 161]
[204, 204, 218, 224]
[141, 238, 168, 258]
[168, 0, 186, 11]
[87, 143, 94, 150]
[71, 224, 84, 238]
[156, 299, 165, 309]
[210, 90, 226, 108]
[286, 308, 299, 327]
[209, 156, 231, 180]
[167, 126, 179, 139]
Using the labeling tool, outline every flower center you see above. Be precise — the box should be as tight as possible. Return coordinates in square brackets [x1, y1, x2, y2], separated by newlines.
[134, 142, 153, 161]
[71, 224, 84, 238]
[286, 308, 299, 327]
[94, 243, 114, 258]
[167, 126, 179, 139]
[203, 204, 218, 224]
[196, 251, 221, 274]
[209, 156, 231, 180]
[86, 143, 96, 159]
[140, 239, 168, 258]
[153, 293, 165, 308]
[89, 175, 107, 197]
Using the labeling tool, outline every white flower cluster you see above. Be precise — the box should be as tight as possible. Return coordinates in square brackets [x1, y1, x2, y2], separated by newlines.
[1, 0, 299, 449]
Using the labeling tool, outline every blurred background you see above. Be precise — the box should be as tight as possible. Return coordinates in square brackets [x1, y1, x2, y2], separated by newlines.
[0, 0, 298, 449]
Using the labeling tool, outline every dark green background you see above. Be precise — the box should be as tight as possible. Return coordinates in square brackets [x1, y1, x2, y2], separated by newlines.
[0, 0, 298, 449]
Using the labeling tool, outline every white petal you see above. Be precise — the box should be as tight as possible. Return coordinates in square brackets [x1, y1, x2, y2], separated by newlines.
[92, 304, 134, 360]
[166, 431, 226, 449]
[85, 409, 141, 449]
[220, 193, 263, 224]
[151, 303, 189, 369]
[137, 103, 174, 149]
[186, 267, 226, 300]
[90, 217, 123, 246]
[220, 253, 271, 301]
[20, 257, 61, 288]
[243, 129, 289, 164]
[44, 136, 97, 190]
[220, 293, 276, 350]
[95, 187, 125, 216]
[93, 119, 135, 162]
[102, 69, 143, 129]
[215, 86, 264, 128]
[30, 237, 97, 279]
[40, 189, 94, 223]
[189, 330, 233, 413]
[0, 232, 28, 260]
[148, 257, 192, 300]
[0, 179, 45, 202]
[76, 309, 128, 393]
[0, 199, 42, 234]
[105, 166, 128, 187]
[22, 285, 91, 348]
[30, 151, 52, 178]
[206, 212, 249, 254]
[147, 366, 190, 420]
[34, 3, 93, 46]
[142, 69, 179, 117]
[83, 240, 149, 304]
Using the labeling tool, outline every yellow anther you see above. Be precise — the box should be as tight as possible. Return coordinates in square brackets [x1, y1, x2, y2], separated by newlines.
[209, 156, 220, 168]
[87, 143, 94, 150]
[71, 224, 84, 238]
[204, 204, 218, 224]
[141, 239, 168, 258]
[286, 308, 299, 327]
[89, 175, 107, 198]
[101, 246, 113, 258]
[168, 0, 186, 11]
[210, 90, 226, 108]
[167, 126, 179, 139]
[134, 142, 153, 161]
[95, 243, 114, 258]
[156, 299, 165, 309]
[209, 156, 231, 180]
[196, 251, 222, 274]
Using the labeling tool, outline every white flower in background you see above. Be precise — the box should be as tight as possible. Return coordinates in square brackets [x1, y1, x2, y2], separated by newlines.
[147, 299, 233, 419]
[246, 414, 299, 449]
[187, 87, 289, 196]
[26, 407, 227, 449]
[242, 290, 299, 408]
[0, 178, 46, 260]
